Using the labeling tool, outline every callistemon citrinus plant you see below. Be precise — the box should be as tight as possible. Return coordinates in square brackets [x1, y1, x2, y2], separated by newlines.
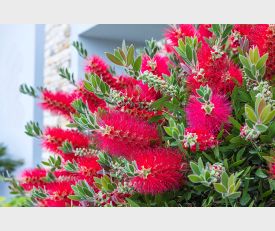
[7, 24, 275, 207]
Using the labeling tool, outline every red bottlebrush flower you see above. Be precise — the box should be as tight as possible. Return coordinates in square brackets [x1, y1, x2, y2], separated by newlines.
[40, 90, 76, 119]
[141, 54, 170, 77]
[96, 111, 160, 158]
[74, 81, 106, 112]
[130, 148, 185, 194]
[270, 163, 275, 178]
[266, 25, 275, 80]
[118, 107, 163, 121]
[164, 24, 212, 53]
[122, 79, 160, 103]
[46, 181, 74, 197]
[187, 42, 242, 93]
[114, 76, 162, 120]
[85, 56, 118, 88]
[233, 24, 269, 54]
[165, 24, 196, 50]
[183, 128, 218, 152]
[41, 181, 80, 207]
[42, 127, 90, 159]
[114, 75, 139, 90]
[186, 92, 232, 134]
[39, 198, 70, 207]
[20, 168, 47, 191]
[77, 156, 101, 178]
[197, 24, 212, 39]
[226, 63, 243, 90]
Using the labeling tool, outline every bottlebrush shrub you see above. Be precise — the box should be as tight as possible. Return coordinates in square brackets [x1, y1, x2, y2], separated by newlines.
[12, 24, 275, 207]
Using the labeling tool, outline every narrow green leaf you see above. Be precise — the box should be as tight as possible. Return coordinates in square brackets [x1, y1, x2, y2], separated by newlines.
[133, 55, 142, 72]
[105, 52, 124, 66]
[127, 45, 135, 66]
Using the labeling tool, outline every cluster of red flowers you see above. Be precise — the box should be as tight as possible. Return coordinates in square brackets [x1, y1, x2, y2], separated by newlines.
[19, 24, 274, 206]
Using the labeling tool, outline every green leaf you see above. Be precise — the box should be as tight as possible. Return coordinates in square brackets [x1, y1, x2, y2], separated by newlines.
[236, 148, 246, 161]
[256, 97, 266, 116]
[68, 195, 82, 201]
[255, 169, 267, 178]
[260, 104, 271, 123]
[214, 183, 227, 193]
[229, 117, 241, 130]
[188, 174, 202, 183]
[227, 192, 241, 200]
[126, 198, 140, 207]
[269, 179, 275, 191]
[263, 110, 275, 124]
[198, 158, 204, 171]
[127, 45, 135, 66]
[228, 174, 235, 188]
[221, 172, 228, 187]
[212, 24, 220, 37]
[186, 44, 193, 62]
[190, 162, 200, 175]
[105, 52, 124, 66]
[230, 159, 245, 168]
[118, 48, 126, 61]
[245, 105, 257, 123]
[256, 53, 268, 69]
[239, 55, 250, 69]
[133, 55, 142, 72]
[164, 127, 172, 137]
[255, 124, 268, 133]
[202, 152, 216, 164]
[240, 193, 251, 206]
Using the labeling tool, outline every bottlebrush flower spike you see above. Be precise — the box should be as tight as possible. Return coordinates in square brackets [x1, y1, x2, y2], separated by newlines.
[95, 111, 161, 158]
[42, 127, 90, 160]
[115, 76, 162, 120]
[165, 24, 212, 53]
[266, 25, 275, 80]
[41, 181, 79, 207]
[114, 75, 139, 90]
[233, 24, 269, 55]
[186, 86, 232, 134]
[165, 24, 196, 51]
[197, 24, 212, 39]
[187, 42, 242, 93]
[20, 168, 47, 191]
[120, 77, 160, 102]
[130, 148, 185, 194]
[85, 56, 118, 88]
[183, 128, 218, 152]
[40, 90, 76, 119]
[45, 181, 74, 198]
[39, 198, 71, 207]
[77, 156, 101, 177]
[75, 81, 106, 112]
[141, 54, 170, 77]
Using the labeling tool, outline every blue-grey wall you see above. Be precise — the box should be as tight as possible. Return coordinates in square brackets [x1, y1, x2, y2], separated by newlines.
[70, 24, 167, 79]
[0, 24, 44, 196]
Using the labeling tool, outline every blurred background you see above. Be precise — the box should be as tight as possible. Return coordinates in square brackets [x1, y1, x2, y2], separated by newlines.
[0, 24, 167, 197]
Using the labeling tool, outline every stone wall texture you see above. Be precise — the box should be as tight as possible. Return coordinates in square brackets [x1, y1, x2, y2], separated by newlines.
[43, 24, 72, 128]
[43, 24, 72, 159]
